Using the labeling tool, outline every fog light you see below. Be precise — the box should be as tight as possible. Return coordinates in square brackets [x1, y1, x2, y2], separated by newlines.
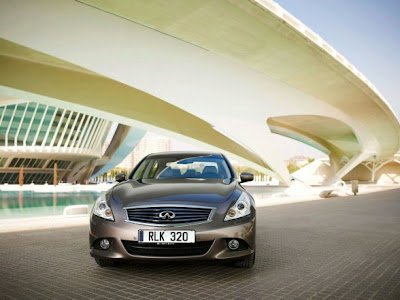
[228, 239, 240, 250]
[100, 239, 110, 250]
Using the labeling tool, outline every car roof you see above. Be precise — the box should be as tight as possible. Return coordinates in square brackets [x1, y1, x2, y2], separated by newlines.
[146, 151, 223, 158]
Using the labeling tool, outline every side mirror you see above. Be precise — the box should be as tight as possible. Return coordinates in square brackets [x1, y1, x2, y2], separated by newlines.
[240, 172, 254, 183]
[115, 173, 126, 183]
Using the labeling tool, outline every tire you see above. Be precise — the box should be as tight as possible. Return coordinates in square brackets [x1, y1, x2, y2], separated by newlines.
[233, 252, 255, 268]
[94, 257, 118, 267]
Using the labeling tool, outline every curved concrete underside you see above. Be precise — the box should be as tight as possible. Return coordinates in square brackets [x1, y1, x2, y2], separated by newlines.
[0, 39, 280, 181]
[0, 0, 399, 185]
[268, 116, 360, 159]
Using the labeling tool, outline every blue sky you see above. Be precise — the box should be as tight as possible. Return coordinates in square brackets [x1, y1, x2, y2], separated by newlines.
[274, 0, 400, 118]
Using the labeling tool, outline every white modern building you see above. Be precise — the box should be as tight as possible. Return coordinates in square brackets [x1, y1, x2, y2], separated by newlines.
[0, 100, 145, 184]
[0, 100, 111, 183]
[0, 0, 399, 185]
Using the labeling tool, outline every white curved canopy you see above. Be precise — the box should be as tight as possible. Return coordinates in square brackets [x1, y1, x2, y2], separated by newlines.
[0, 0, 399, 184]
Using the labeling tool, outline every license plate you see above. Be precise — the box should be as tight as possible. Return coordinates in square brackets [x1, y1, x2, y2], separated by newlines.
[139, 230, 195, 243]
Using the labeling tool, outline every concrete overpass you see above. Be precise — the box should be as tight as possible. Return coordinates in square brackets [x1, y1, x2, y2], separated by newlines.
[0, 0, 399, 185]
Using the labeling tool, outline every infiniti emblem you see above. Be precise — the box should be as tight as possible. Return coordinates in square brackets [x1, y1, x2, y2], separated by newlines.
[159, 211, 176, 220]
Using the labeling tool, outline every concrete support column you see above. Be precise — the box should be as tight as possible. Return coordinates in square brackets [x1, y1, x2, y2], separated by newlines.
[324, 151, 374, 185]
[371, 159, 395, 183]
[370, 162, 377, 183]
[329, 153, 341, 175]
[79, 159, 97, 184]
[91, 124, 146, 177]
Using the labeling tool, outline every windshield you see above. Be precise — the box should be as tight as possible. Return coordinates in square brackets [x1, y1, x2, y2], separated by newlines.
[131, 154, 232, 180]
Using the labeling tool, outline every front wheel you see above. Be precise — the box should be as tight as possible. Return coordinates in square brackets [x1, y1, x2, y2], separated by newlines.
[233, 252, 255, 268]
[94, 257, 118, 267]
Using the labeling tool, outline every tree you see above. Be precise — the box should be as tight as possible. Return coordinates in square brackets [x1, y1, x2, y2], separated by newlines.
[287, 157, 315, 174]
[287, 163, 301, 174]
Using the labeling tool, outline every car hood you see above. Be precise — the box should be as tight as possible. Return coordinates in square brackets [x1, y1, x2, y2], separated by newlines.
[111, 179, 238, 207]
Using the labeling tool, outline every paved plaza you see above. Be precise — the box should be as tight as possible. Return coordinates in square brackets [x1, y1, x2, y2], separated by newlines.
[1, 188, 400, 299]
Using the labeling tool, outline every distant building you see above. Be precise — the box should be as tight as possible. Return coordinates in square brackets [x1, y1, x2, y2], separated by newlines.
[116, 151, 134, 170]
[117, 134, 171, 170]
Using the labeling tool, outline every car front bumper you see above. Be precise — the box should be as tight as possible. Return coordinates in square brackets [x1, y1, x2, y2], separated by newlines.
[89, 214, 256, 262]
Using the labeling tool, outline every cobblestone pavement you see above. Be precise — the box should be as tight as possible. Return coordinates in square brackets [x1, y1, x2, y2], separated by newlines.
[1, 188, 400, 300]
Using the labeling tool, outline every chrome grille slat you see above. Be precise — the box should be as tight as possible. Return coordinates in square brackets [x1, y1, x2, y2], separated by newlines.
[125, 206, 213, 225]
[127, 214, 209, 219]
[131, 217, 208, 223]
[127, 211, 209, 215]
[130, 209, 208, 212]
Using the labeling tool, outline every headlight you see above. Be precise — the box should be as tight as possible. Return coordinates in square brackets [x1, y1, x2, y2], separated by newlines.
[93, 194, 114, 221]
[224, 192, 252, 221]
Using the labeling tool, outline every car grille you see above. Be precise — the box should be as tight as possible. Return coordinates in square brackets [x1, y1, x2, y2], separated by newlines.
[125, 206, 213, 225]
[122, 241, 214, 257]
